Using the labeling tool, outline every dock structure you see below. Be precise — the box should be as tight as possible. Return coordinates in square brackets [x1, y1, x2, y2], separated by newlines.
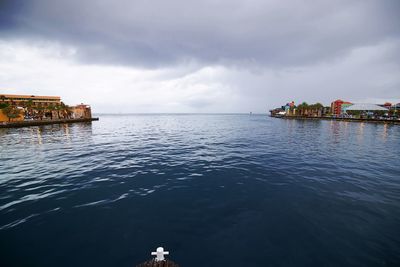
[0, 118, 99, 128]
[136, 247, 179, 267]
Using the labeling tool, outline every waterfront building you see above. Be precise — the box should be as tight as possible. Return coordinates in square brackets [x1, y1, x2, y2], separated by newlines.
[322, 106, 331, 116]
[343, 103, 388, 118]
[381, 102, 392, 109]
[270, 100, 399, 121]
[340, 103, 353, 114]
[71, 104, 92, 119]
[344, 103, 388, 112]
[0, 94, 61, 107]
[331, 99, 352, 115]
[0, 94, 64, 122]
[0, 93, 93, 122]
[391, 103, 400, 114]
[281, 101, 296, 115]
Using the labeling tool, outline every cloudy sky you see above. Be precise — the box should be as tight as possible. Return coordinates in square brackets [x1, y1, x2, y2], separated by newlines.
[0, 0, 399, 113]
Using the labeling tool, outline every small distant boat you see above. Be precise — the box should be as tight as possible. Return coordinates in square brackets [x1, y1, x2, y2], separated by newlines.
[274, 111, 286, 117]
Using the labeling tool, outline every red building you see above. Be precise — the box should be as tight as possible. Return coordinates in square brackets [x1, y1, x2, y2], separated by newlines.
[331, 99, 352, 115]
[382, 102, 392, 109]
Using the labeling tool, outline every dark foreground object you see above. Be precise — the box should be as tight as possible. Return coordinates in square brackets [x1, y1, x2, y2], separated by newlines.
[271, 115, 400, 124]
[136, 259, 180, 267]
[0, 118, 99, 128]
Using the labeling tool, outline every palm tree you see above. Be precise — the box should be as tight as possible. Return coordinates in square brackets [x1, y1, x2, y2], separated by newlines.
[25, 100, 34, 118]
[297, 102, 308, 116]
[302, 102, 309, 116]
[55, 104, 63, 119]
[47, 104, 56, 120]
[60, 102, 72, 119]
[67, 105, 73, 119]
[0, 102, 8, 109]
[314, 103, 323, 109]
[36, 103, 45, 120]
[313, 103, 324, 116]
[2, 105, 21, 122]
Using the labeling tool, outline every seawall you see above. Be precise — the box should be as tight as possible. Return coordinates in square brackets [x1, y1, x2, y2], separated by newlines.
[0, 118, 99, 128]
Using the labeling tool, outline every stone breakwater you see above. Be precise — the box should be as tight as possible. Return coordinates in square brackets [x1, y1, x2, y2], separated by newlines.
[0, 118, 99, 128]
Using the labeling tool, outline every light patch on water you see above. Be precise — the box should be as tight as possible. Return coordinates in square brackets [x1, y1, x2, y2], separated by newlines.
[0, 190, 66, 211]
[0, 214, 40, 230]
[176, 177, 192, 181]
[116, 193, 129, 200]
[189, 173, 204, 177]
[74, 199, 109, 208]
[0, 206, 61, 230]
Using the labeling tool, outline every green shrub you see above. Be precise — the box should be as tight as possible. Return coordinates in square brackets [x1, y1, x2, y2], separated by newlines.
[0, 103, 9, 109]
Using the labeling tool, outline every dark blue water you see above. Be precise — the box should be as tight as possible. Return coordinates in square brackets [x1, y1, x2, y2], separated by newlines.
[1, 115, 399, 267]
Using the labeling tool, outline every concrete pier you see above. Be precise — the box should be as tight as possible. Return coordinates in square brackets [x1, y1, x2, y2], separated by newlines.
[0, 118, 99, 128]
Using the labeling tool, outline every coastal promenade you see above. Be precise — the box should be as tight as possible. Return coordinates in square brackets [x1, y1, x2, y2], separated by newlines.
[271, 115, 400, 125]
[0, 117, 99, 128]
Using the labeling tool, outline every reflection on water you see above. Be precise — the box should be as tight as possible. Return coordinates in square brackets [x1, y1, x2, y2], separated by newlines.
[0, 122, 93, 146]
[357, 122, 365, 143]
[0, 116, 399, 267]
[382, 123, 388, 141]
[330, 120, 344, 143]
[36, 127, 42, 145]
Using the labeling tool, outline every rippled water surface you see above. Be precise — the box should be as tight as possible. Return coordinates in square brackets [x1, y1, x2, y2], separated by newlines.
[1, 114, 400, 267]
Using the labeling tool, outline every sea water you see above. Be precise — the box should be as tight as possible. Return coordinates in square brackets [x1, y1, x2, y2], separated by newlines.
[1, 114, 399, 266]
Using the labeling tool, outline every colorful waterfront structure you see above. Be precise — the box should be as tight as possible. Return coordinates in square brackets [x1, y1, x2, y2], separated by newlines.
[331, 99, 352, 115]
[270, 99, 399, 123]
[282, 102, 291, 112]
[340, 103, 353, 114]
[0, 93, 93, 122]
[382, 102, 392, 109]
[280, 101, 296, 115]
[71, 104, 92, 119]
[0, 93, 63, 122]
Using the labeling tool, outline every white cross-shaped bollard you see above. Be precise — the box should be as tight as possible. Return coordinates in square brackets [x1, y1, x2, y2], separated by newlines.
[151, 247, 169, 261]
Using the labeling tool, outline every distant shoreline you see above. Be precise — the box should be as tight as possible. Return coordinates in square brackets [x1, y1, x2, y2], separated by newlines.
[93, 113, 262, 115]
[271, 115, 400, 125]
[0, 118, 99, 128]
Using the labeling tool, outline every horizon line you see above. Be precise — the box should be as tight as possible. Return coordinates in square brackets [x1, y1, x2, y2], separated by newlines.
[93, 112, 267, 115]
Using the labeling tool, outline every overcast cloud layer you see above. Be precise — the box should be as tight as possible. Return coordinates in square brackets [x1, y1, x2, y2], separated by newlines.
[1, 0, 399, 112]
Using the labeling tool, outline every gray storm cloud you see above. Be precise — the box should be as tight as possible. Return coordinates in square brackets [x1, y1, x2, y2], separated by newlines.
[0, 0, 399, 112]
[1, 0, 399, 68]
